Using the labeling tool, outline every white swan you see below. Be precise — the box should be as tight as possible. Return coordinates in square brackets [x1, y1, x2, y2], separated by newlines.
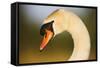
[40, 9, 90, 61]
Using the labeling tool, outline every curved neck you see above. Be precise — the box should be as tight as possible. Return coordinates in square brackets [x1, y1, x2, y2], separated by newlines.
[51, 9, 91, 61]
[68, 20, 90, 61]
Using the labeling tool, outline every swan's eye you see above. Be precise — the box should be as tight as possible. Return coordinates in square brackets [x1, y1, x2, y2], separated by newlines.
[40, 20, 54, 36]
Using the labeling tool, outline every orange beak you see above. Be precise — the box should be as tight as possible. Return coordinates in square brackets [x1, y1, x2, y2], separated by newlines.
[40, 30, 53, 51]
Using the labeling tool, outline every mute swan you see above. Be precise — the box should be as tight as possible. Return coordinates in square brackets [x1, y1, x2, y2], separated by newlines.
[40, 9, 90, 61]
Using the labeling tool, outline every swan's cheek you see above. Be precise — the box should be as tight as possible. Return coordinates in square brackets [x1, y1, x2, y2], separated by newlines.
[53, 22, 64, 35]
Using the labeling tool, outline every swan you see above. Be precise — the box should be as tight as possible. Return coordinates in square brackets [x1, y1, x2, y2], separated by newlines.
[40, 9, 90, 61]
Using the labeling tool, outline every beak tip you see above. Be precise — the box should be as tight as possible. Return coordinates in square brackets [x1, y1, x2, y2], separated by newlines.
[40, 48, 43, 52]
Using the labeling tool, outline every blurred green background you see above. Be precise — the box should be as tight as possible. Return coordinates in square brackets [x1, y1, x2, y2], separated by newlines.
[19, 4, 97, 64]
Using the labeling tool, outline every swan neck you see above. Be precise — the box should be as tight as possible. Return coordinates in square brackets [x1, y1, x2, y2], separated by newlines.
[68, 21, 90, 61]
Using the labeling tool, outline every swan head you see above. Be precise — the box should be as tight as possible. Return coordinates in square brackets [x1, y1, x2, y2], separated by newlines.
[40, 9, 69, 51]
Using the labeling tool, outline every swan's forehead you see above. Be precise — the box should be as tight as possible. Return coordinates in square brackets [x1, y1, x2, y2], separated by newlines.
[43, 9, 65, 24]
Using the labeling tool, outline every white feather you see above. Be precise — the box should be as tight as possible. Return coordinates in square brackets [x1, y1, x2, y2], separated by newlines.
[43, 9, 90, 61]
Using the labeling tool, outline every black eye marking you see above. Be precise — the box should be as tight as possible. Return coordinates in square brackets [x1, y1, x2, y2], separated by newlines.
[40, 20, 54, 36]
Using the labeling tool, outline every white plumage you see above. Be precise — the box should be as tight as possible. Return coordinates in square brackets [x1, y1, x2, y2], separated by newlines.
[41, 9, 90, 61]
